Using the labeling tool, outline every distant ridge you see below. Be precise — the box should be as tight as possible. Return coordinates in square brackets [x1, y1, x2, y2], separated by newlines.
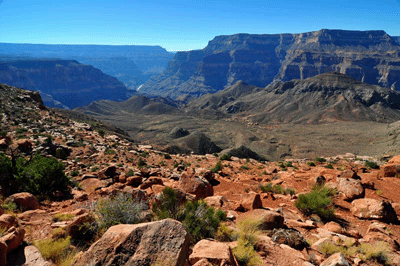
[139, 29, 400, 100]
[0, 43, 175, 90]
[187, 72, 400, 124]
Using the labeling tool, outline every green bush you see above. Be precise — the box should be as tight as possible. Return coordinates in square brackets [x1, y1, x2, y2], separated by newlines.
[240, 165, 250, 170]
[259, 183, 297, 196]
[325, 164, 334, 169]
[220, 154, 232, 161]
[307, 162, 316, 167]
[163, 153, 172, 159]
[137, 157, 147, 168]
[93, 193, 147, 232]
[295, 184, 336, 221]
[15, 155, 71, 198]
[365, 160, 379, 169]
[210, 160, 223, 173]
[153, 187, 227, 244]
[315, 157, 326, 163]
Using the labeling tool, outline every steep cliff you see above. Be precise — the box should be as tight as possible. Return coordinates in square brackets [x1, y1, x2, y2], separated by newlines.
[0, 59, 127, 108]
[140, 29, 400, 100]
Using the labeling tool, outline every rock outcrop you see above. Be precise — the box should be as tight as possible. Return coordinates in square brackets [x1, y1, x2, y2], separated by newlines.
[73, 219, 190, 266]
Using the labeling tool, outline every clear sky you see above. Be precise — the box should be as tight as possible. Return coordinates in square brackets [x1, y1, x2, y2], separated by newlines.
[0, 0, 400, 51]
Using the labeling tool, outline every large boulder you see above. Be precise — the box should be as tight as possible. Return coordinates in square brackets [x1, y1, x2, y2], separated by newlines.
[337, 178, 364, 201]
[0, 227, 25, 254]
[351, 198, 398, 223]
[271, 228, 309, 250]
[179, 171, 213, 199]
[73, 219, 190, 266]
[6, 244, 52, 266]
[189, 239, 238, 266]
[239, 192, 262, 211]
[6, 193, 39, 211]
[381, 155, 400, 177]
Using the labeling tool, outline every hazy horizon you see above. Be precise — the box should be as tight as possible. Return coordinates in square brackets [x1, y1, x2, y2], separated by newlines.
[1, 0, 400, 51]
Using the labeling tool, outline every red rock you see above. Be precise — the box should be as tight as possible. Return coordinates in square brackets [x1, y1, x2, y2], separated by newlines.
[179, 171, 213, 199]
[323, 221, 343, 234]
[337, 178, 364, 201]
[0, 227, 25, 253]
[6, 192, 39, 211]
[204, 196, 226, 208]
[351, 198, 398, 223]
[73, 219, 190, 266]
[126, 176, 142, 187]
[138, 177, 163, 190]
[381, 164, 400, 177]
[239, 192, 262, 211]
[0, 215, 17, 230]
[65, 213, 94, 241]
[189, 239, 238, 266]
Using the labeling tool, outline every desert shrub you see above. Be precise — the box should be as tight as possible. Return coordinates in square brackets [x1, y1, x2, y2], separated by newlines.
[152, 187, 183, 220]
[51, 227, 66, 240]
[104, 149, 115, 155]
[240, 165, 250, 170]
[325, 164, 334, 169]
[210, 160, 223, 173]
[233, 218, 262, 266]
[137, 157, 147, 168]
[93, 193, 147, 233]
[52, 213, 75, 222]
[315, 157, 326, 163]
[70, 170, 79, 177]
[183, 200, 227, 243]
[15, 155, 71, 198]
[35, 236, 72, 263]
[0, 226, 7, 237]
[295, 184, 336, 221]
[97, 129, 105, 137]
[215, 223, 238, 242]
[153, 187, 227, 244]
[163, 153, 172, 159]
[307, 162, 316, 167]
[220, 154, 232, 161]
[365, 160, 379, 169]
[1, 200, 18, 213]
[126, 169, 134, 177]
[55, 148, 67, 160]
[359, 241, 390, 264]
[259, 183, 297, 196]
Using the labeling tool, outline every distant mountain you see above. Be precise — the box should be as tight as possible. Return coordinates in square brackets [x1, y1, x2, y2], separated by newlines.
[188, 72, 400, 123]
[140, 29, 400, 100]
[0, 43, 175, 89]
[0, 59, 127, 108]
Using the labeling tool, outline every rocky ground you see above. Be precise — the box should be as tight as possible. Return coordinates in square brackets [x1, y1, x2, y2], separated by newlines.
[1, 84, 400, 266]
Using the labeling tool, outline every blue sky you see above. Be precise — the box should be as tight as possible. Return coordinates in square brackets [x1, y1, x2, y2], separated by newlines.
[0, 0, 399, 51]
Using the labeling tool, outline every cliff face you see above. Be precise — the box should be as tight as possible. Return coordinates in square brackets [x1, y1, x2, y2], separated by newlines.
[140, 29, 400, 100]
[0, 59, 127, 108]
